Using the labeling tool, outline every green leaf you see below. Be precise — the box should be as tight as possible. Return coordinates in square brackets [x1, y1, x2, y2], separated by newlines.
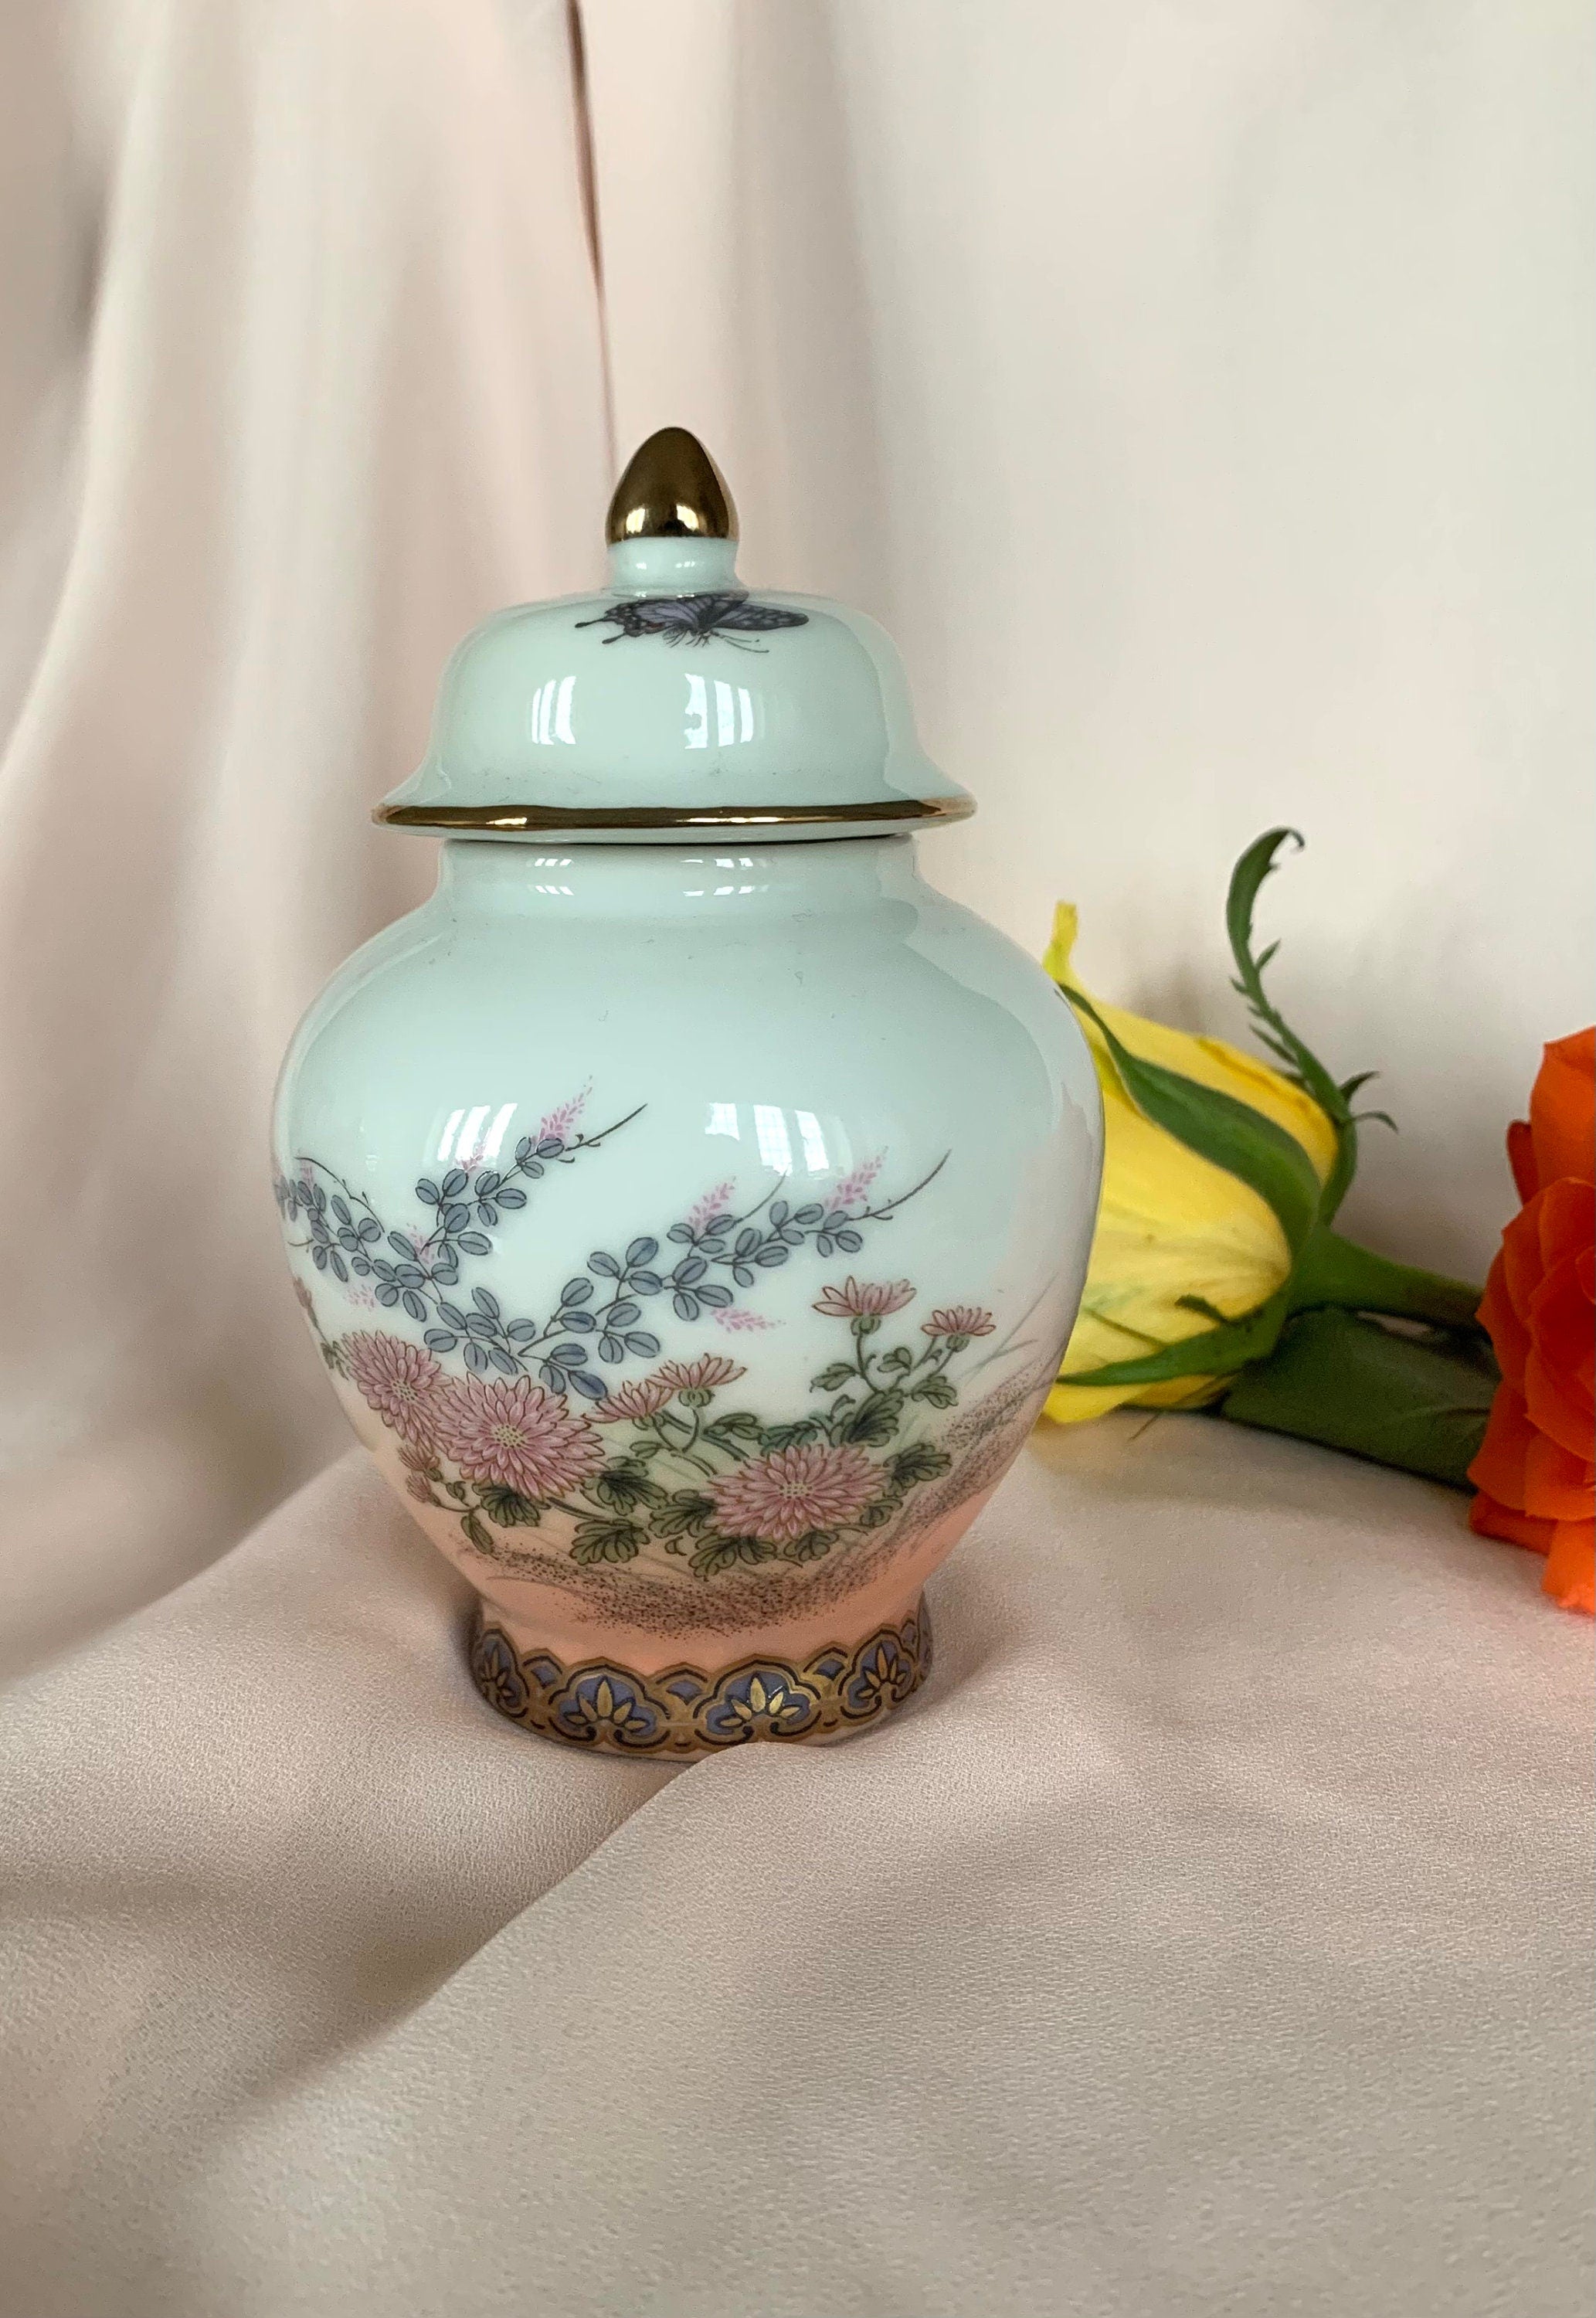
[476, 1485, 542, 1528]
[812, 1361, 860, 1392]
[690, 1535, 776, 1578]
[889, 1441, 953, 1487]
[460, 1510, 493, 1552]
[908, 1370, 958, 1409]
[590, 1463, 667, 1513]
[854, 1496, 901, 1530]
[1060, 984, 1323, 1253]
[761, 1418, 827, 1451]
[653, 1490, 716, 1538]
[780, 1529, 837, 1564]
[840, 1388, 905, 1446]
[570, 1518, 644, 1565]
[878, 1346, 915, 1376]
[701, 1411, 762, 1449]
[1215, 1307, 1498, 1488]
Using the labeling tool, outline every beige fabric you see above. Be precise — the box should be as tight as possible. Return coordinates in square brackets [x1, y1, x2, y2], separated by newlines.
[0, 0, 610, 1654]
[2, 1417, 1591, 2316]
[1, 5, 1591, 2311]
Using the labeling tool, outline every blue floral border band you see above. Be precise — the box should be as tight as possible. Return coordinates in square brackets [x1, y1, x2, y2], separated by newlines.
[469, 1601, 932, 1753]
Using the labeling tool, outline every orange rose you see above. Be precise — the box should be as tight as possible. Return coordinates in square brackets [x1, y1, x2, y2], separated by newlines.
[1468, 1029, 1595, 1613]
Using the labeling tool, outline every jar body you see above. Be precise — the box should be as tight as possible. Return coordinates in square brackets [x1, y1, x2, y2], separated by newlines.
[273, 837, 1102, 1752]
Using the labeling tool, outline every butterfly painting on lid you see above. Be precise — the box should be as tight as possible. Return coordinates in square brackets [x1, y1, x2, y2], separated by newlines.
[576, 593, 809, 652]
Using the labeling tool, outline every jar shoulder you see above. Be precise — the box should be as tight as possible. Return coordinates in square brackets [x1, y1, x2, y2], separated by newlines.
[281, 879, 1089, 1102]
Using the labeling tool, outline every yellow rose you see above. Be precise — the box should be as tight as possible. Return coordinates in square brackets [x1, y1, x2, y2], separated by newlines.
[1043, 903, 1339, 1424]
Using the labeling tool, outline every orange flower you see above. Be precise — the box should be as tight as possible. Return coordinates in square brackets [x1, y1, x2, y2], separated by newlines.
[1468, 1029, 1594, 1613]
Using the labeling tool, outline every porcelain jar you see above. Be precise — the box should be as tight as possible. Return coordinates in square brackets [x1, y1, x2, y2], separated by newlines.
[273, 431, 1103, 1755]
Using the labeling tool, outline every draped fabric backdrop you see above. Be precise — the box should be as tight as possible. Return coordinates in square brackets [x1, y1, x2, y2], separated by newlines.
[0, 7, 1590, 2315]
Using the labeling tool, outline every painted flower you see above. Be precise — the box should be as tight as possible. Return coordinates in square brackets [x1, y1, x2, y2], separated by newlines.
[593, 1375, 676, 1424]
[710, 1443, 878, 1545]
[813, 1277, 914, 1320]
[714, 1307, 778, 1334]
[548, 1668, 664, 1748]
[471, 1628, 530, 1719]
[436, 1375, 605, 1500]
[342, 1331, 448, 1446]
[657, 1355, 745, 1392]
[842, 1635, 916, 1718]
[535, 1086, 589, 1144]
[825, 1154, 882, 1212]
[684, 1179, 737, 1235]
[922, 1306, 995, 1342]
[699, 1667, 819, 1741]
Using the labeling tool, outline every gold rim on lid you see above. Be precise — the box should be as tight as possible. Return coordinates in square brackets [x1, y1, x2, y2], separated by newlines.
[374, 797, 975, 834]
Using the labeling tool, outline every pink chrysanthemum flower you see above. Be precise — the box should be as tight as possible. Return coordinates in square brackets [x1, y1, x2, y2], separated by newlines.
[593, 1375, 676, 1424]
[813, 1277, 915, 1320]
[657, 1355, 746, 1392]
[343, 1332, 448, 1446]
[922, 1306, 995, 1340]
[709, 1443, 878, 1545]
[435, 1376, 605, 1500]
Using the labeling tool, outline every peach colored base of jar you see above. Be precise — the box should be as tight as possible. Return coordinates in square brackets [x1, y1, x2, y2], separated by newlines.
[466, 1488, 993, 1755]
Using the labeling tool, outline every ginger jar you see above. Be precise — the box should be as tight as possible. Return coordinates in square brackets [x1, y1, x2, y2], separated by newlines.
[273, 430, 1103, 1755]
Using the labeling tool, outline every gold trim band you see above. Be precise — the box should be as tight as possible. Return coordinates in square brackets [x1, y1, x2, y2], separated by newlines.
[470, 1599, 933, 1753]
[374, 797, 976, 834]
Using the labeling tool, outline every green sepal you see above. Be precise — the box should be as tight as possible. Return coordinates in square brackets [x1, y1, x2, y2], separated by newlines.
[1059, 985, 1323, 1253]
[1214, 1307, 1497, 1489]
[1054, 1289, 1288, 1390]
[1224, 828, 1360, 1218]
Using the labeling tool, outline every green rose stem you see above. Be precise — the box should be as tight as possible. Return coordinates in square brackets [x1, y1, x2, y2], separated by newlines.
[1285, 1228, 1481, 1332]
[1054, 828, 1496, 1488]
[1215, 1308, 1498, 1489]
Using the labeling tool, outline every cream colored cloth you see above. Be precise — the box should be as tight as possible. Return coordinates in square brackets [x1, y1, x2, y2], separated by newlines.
[2, 5, 1592, 2311]
[2, 1416, 1591, 2316]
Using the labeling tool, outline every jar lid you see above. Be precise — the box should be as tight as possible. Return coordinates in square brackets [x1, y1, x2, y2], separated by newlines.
[376, 429, 973, 841]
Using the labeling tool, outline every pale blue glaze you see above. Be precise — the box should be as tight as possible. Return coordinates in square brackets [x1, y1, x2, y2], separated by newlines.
[276, 497, 1102, 1700]
[279, 840, 1100, 1378]
[380, 537, 970, 829]
[273, 838, 1102, 1656]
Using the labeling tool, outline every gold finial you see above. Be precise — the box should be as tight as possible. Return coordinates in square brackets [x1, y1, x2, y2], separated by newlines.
[605, 427, 737, 544]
